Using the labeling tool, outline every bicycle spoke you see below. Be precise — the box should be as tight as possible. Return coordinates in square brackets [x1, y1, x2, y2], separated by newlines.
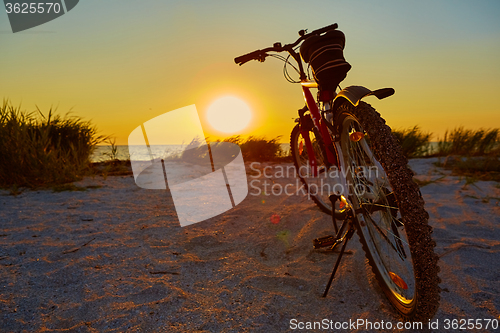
[361, 206, 409, 255]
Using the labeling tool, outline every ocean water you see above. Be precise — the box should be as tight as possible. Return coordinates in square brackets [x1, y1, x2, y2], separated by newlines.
[91, 144, 292, 163]
[92, 145, 184, 162]
[91, 143, 439, 163]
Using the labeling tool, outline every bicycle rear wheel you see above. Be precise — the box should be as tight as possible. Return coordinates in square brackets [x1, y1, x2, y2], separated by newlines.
[290, 123, 335, 214]
[336, 101, 440, 320]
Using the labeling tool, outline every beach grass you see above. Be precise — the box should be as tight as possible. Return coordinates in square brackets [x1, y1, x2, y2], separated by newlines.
[3, 97, 498, 187]
[391, 126, 432, 158]
[173, 135, 288, 163]
[391, 126, 500, 159]
[435, 156, 500, 182]
[431, 128, 500, 181]
[390, 126, 500, 181]
[223, 135, 289, 161]
[435, 127, 500, 156]
[0, 100, 105, 188]
[88, 138, 133, 179]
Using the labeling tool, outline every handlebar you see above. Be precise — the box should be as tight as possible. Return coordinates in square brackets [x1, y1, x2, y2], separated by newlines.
[234, 49, 266, 66]
[234, 23, 338, 66]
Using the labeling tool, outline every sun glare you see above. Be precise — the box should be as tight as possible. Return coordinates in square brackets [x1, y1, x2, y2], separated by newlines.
[206, 96, 252, 133]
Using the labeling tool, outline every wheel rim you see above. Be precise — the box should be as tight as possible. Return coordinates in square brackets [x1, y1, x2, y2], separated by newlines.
[340, 115, 416, 305]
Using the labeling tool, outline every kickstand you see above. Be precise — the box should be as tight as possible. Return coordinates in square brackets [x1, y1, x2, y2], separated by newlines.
[322, 224, 355, 298]
[329, 194, 339, 234]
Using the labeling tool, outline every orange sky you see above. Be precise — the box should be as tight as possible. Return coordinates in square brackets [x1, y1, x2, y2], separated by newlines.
[1, 1, 499, 144]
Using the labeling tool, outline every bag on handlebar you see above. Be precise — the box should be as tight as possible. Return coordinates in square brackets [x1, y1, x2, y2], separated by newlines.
[300, 29, 351, 91]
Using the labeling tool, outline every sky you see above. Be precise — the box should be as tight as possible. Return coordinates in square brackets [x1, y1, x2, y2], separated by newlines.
[1, 0, 500, 144]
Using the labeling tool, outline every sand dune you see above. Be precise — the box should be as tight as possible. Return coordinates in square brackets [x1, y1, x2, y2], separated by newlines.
[1, 158, 499, 332]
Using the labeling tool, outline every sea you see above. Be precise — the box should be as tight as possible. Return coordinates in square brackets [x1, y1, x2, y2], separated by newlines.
[91, 144, 292, 163]
[91, 143, 439, 163]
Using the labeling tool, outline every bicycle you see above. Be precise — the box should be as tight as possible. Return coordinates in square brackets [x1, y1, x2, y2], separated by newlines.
[234, 23, 440, 321]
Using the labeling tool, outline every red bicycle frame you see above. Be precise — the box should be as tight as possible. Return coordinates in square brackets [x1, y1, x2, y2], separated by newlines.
[299, 84, 339, 177]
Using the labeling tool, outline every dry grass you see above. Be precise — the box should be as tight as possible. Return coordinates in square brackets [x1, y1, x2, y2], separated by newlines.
[435, 128, 500, 156]
[223, 135, 287, 161]
[435, 156, 500, 182]
[0, 100, 105, 189]
[431, 128, 500, 181]
[392, 126, 432, 158]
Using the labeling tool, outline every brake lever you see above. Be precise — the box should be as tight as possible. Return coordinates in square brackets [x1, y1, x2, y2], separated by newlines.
[257, 52, 268, 62]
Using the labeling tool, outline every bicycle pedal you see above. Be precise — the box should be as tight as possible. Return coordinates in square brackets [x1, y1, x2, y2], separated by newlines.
[313, 235, 337, 249]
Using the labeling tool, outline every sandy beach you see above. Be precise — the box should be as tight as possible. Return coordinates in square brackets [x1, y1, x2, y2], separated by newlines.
[1, 158, 499, 332]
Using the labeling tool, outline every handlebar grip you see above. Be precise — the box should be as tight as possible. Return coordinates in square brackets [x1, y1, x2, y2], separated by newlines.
[234, 49, 263, 65]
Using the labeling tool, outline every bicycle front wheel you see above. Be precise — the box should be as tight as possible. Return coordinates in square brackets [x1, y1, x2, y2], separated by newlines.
[336, 101, 440, 320]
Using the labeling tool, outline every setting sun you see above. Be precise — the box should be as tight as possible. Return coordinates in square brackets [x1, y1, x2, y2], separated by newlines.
[206, 96, 252, 133]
